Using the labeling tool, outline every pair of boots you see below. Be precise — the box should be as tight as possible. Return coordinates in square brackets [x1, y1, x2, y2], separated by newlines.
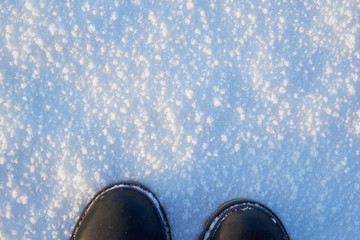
[71, 181, 289, 240]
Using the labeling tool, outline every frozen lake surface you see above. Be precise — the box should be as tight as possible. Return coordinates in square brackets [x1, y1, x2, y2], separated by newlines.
[0, 0, 359, 239]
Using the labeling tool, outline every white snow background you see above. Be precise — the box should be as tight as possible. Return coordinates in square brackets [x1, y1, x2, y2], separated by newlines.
[0, 0, 360, 239]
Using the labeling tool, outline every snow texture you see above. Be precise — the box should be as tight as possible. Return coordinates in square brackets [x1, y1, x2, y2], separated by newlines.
[0, 0, 359, 239]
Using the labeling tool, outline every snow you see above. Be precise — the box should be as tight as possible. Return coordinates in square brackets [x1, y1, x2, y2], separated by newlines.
[0, 0, 359, 239]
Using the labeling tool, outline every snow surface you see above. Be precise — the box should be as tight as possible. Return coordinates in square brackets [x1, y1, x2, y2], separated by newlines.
[0, 0, 359, 239]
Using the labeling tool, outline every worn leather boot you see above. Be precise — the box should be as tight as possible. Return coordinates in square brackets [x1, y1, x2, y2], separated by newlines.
[71, 181, 171, 240]
[199, 199, 289, 240]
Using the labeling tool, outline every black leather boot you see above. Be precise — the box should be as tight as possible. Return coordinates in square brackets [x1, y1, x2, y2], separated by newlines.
[199, 199, 289, 240]
[71, 181, 171, 240]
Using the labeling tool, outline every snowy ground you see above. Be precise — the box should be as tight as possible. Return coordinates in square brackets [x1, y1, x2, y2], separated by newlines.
[0, 0, 359, 239]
